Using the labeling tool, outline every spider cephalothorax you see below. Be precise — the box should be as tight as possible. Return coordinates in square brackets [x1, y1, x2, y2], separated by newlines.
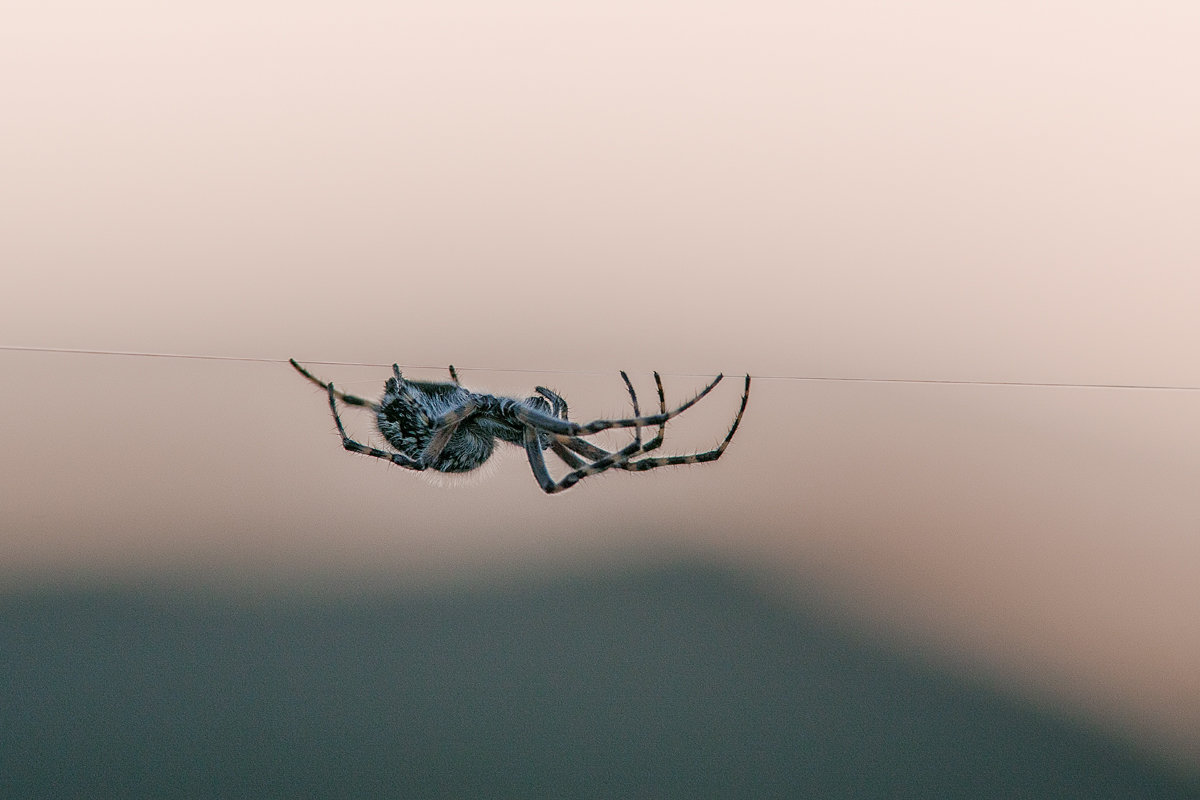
[290, 359, 750, 493]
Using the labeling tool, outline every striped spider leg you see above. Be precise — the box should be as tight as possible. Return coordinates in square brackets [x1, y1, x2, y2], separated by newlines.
[522, 373, 751, 494]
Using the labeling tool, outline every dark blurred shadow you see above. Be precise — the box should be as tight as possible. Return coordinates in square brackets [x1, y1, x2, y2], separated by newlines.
[3, 561, 1197, 799]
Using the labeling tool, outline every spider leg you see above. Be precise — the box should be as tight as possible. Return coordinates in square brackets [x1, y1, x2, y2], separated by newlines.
[624, 370, 669, 455]
[549, 439, 589, 469]
[325, 383, 424, 470]
[621, 370, 645, 450]
[544, 371, 669, 476]
[290, 359, 382, 411]
[557, 371, 670, 467]
[524, 425, 647, 494]
[524, 372, 651, 493]
[536, 372, 660, 431]
[448, 365, 461, 385]
[421, 398, 482, 462]
[513, 373, 723, 436]
[619, 371, 648, 453]
[548, 370, 644, 463]
[622, 375, 751, 471]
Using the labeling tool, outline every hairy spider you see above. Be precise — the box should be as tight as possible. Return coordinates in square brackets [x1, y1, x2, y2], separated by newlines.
[289, 359, 750, 494]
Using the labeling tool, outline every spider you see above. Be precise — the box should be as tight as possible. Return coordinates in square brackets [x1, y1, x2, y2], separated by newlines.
[289, 358, 750, 494]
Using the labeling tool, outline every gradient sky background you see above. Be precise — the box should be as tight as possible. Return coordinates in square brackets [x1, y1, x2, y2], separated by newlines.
[3, 0, 1200, 768]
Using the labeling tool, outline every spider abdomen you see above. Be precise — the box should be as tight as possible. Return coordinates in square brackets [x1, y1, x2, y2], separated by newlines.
[375, 380, 497, 472]
[428, 432, 496, 472]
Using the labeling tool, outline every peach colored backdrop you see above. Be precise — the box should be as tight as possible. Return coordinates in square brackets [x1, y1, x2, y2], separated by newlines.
[3, 0, 1199, 765]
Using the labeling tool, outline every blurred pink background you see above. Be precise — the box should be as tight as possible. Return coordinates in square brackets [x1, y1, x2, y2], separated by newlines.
[3, 0, 1199, 766]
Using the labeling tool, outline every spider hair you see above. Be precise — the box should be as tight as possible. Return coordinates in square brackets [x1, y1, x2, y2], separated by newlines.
[290, 359, 750, 494]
